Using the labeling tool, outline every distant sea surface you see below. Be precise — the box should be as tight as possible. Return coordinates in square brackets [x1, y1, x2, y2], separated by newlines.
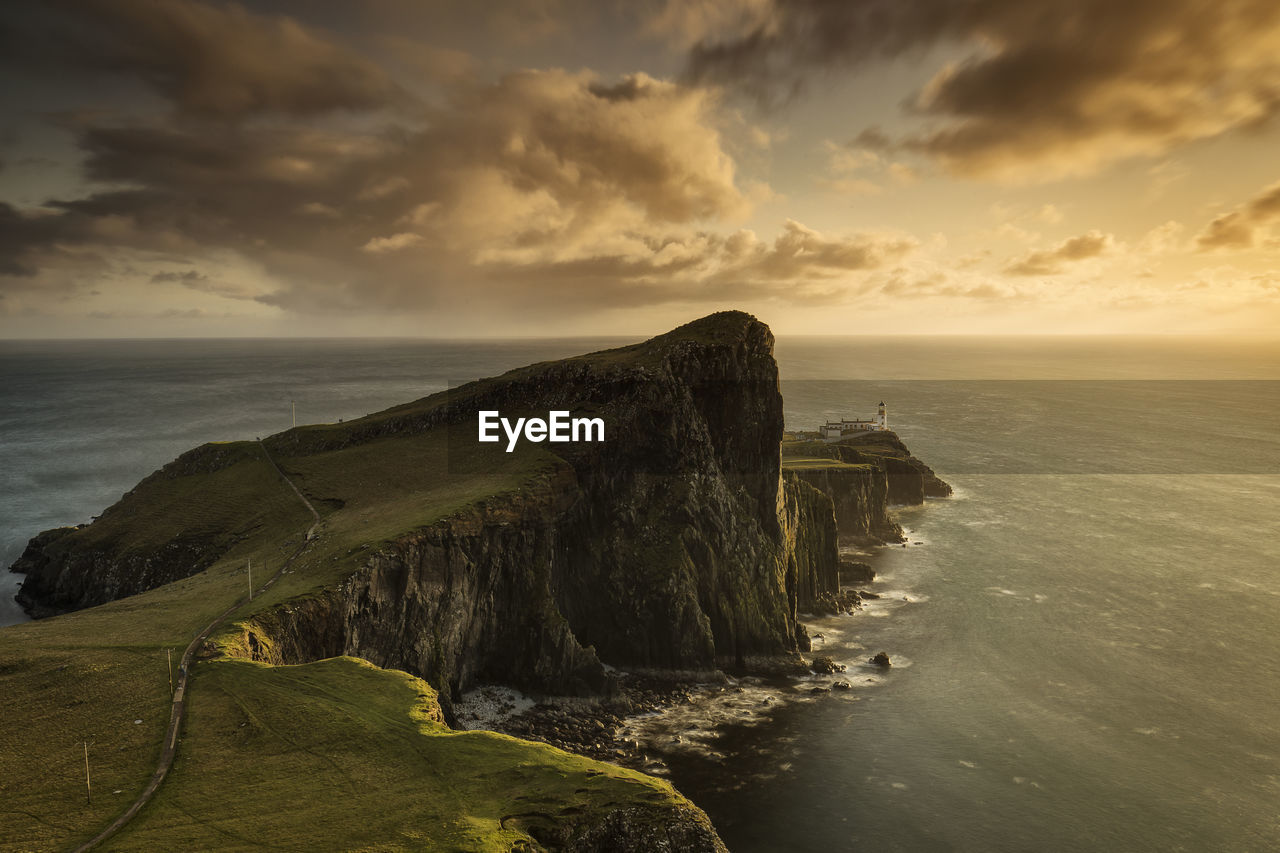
[3, 335, 1279, 851]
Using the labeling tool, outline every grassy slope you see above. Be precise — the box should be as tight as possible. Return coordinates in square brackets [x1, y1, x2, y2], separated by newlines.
[237, 430, 553, 616]
[0, 408, 657, 852]
[0, 448, 313, 852]
[0, 646, 170, 852]
[101, 657, 684, 852]
[40, 443, 298, 564]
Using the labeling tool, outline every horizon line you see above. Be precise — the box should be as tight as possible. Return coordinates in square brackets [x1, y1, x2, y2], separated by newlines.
[2, 331, 1278, 343]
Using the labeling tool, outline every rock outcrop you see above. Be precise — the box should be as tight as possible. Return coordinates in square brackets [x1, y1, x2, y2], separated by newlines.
[234, 313, 844, 699]
[12, 441, 283, 615]
[13, 313, 845, 700]
[784, 465, 903, 544]
[11, 312, 946, 708]
[9, 526, 80, 617]
[838, 431, 952, 502]
[780, 434, 951, 537]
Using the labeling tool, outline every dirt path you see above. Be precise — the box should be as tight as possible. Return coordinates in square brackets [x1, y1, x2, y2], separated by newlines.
[71, 442, 320, 853]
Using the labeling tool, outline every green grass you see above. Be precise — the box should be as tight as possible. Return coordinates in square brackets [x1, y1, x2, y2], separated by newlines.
[229, 429, 555, 616]
[0, 447, 317, 852]
[0, 645, 174, 852]
[99, 657, 687, 852]
[780, 456, 874, 470]
[43, 442, 299, 562]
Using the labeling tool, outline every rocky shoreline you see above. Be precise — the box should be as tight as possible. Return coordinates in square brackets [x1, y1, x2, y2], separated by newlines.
[458, 566, 897, 771]
[460, 674, 703, 768]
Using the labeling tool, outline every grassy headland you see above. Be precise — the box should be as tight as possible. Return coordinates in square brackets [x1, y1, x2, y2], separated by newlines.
[0, 418, 695, 851]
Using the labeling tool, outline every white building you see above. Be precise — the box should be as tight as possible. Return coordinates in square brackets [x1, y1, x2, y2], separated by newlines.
[819, 402, 888, 441]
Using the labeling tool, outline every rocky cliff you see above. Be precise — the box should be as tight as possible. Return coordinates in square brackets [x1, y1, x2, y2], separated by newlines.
[13, 313, 845, 700]
[12, 440, 300, 616]
[838, 431, 953, 502]
[233, 313, 849, 700]
[11, 313, 945, 706]
[783, 465, 903, 544]
[782, 434, 952, 518]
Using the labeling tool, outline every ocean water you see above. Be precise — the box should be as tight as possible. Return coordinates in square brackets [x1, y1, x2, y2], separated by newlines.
[0, 338, 617, 627]
[3, 335, 1279, 851]
[669, 337, 1280, 852]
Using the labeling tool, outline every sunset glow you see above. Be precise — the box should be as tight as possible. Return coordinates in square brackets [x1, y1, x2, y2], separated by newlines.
[2, 1, 1279, 337]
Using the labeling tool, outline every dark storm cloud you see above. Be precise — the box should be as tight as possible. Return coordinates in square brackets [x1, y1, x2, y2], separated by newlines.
[5, 51, 893, 312]
[1197, 180, 1280, 249]
[0, 1, 930, 317]
[684, 0, 1280, 176]
[0, 204, 39, 277]
[22, 0, 405, 118]
[1003, 230, 1113, 276]
[0, 202, 66, 277]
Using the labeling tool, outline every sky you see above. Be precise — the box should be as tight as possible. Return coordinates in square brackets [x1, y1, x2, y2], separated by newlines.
[1, 0, 1279, 338]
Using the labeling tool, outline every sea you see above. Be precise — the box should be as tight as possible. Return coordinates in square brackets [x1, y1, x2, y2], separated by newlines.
[2, 335, 1278, 851]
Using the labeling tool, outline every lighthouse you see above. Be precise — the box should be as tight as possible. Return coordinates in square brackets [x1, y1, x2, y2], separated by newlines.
[876, 401, 887, 430]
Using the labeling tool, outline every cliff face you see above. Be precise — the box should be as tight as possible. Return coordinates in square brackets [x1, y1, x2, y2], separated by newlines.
[15, 313, 845, 701]
[15, 533, 220, 618]
[233, 477, 615, 700]
[9, 526, 80, 617]
[236, 461, 843, 704]
[784, 466, 903, 544]
[778, 476, 840, 639]
[12, 441, 300, 616]
[240, 313, 845, 697]
[782, 434, 952, 515]
[838, 431, 953, 501]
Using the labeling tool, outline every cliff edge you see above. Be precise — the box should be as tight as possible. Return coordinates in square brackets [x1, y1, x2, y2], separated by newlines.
[14, 312, 840, 701]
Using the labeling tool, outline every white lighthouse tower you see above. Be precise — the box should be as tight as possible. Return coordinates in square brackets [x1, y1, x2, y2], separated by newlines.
[876, 401, 887, 430]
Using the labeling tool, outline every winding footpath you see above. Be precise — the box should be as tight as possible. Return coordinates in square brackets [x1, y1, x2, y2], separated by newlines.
[72, 442, 320, 853]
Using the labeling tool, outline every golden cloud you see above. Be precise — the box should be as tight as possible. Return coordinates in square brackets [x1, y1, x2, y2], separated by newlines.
[686, 0, 1280, 179]
[1197, 180, 1280, 250]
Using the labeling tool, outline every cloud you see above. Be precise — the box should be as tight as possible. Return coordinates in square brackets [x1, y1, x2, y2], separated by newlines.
[646, 0, 773, 48]
[1003, 230, 1114, 276]
[1196, 180, 1280, 249]
[718, 220, 917, 281]
[867, 259, 1033, 302]
[36, 0, 404, 118]
[149, 267, 261, 300]
[361, 233, 423, 253]
[150, 269, 207, 285]
[1036, 204, 1064, 225]
[0, 203, 66, 277]
[463, 220, 919, 307]
[6, 57, 900, 314]
[684, 0, 1280, 178]
[1139, 220, 1185, 255]
[819, 140, 921, 194]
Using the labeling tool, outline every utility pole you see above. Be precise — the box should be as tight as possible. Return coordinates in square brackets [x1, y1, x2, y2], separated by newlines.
[83, 741, 92, 806]
[167, 648, 173, 694]
[248, 558, 253, 601]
